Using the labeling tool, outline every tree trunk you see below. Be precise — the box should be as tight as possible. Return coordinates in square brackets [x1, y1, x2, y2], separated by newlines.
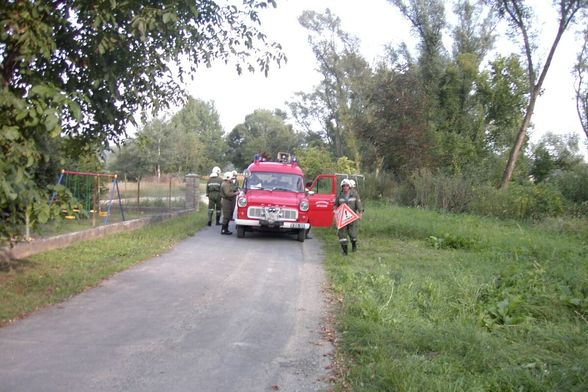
[496, 0, 584, 190]
[499, 91, 538, 190]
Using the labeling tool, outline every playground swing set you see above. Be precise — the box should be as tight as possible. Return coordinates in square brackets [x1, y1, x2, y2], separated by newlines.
[49, 170, 125, 226]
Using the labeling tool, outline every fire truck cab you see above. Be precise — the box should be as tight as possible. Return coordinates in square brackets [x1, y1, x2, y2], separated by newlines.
[235, 153, 337, 242]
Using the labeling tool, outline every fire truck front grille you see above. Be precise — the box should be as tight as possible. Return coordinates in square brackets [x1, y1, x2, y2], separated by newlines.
[247, 206, 298, 221]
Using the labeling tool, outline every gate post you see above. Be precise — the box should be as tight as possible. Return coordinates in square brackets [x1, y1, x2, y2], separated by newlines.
[185, 173, 200, 211]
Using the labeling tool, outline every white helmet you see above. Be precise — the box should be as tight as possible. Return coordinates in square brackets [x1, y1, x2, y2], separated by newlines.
[232, 170, 238, 177]
[223, 172, 233, 180]
[209, 172, 219, 178]
[341, 179, 351, 187]
[212, 166, 221, 174]
[349, 179, 356, 188]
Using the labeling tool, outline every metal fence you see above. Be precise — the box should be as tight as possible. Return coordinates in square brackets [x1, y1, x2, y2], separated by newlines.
[33, 174, 202, 239]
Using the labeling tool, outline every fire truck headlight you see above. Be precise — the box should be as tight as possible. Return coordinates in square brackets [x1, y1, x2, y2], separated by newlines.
[299, 199, 309, 212]
[237, 197, 248, 208]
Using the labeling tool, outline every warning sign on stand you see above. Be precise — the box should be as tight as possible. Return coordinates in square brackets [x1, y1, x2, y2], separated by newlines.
[334, 204, 360, 229]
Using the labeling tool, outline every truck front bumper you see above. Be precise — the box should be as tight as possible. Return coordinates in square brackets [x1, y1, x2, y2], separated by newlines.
[235, 219, 310, 230]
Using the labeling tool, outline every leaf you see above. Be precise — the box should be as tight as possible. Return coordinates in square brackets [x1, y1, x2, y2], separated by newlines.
[1, 126, 20, 141]
[67, 100, 82, 121]
[44, 111, 60, 136]
[1, 181, 18, 201]
[163, 12, 175, 24]
[30, 85, 50, 96]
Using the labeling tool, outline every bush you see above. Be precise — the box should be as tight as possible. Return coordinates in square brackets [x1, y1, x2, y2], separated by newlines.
[362, 173, 398, 201]
[405, 168, 473, 213]
[469, 183, 565, 220]
[362, 169, 577, 221]
[550, 164, 588, 204]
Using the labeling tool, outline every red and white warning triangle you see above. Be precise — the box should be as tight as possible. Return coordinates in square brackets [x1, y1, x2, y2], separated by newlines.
[334, 203, 360, 229]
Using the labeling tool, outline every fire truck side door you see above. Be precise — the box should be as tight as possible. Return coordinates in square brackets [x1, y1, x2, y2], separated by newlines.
[307, 174, 336, 227]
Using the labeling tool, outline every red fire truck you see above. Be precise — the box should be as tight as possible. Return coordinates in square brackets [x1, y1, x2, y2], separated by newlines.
[235, 153, 337, 241]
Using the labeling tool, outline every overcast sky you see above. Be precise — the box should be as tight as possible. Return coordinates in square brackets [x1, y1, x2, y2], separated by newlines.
[183, 0, 585, 150]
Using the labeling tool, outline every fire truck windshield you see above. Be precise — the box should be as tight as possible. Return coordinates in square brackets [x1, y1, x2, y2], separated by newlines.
[246, 172, 304, 192]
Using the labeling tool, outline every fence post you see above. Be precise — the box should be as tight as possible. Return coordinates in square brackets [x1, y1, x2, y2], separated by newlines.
[185, 173, 199, 211]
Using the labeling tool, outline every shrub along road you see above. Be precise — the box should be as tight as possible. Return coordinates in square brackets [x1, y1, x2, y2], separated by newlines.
[0, 223, 333, 391]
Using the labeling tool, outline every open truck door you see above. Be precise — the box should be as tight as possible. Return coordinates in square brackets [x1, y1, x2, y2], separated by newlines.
[307, 174, 337, 227]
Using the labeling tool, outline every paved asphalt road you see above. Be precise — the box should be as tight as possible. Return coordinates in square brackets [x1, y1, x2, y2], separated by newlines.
[0, 222, 334, 392]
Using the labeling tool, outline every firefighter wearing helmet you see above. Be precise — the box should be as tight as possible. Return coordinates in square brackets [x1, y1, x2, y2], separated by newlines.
[206, 167, 223, 226]
[220, 171, 239, 235]
[334, 178, 363, 254]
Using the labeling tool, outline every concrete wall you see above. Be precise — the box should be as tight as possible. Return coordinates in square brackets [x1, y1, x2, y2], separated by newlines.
[0, 209, 194, 261]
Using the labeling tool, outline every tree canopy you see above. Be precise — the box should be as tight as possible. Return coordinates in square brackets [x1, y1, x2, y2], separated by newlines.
[227, 109, 303, 170]
[109, 97, 226, 179]
[0, 0, 284, 244]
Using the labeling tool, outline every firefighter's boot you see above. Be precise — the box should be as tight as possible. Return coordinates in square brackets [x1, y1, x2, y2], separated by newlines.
[221, 223, 232, 235]
[351, 240, 357, 252]
[215, 212, 221, 226]
[207, 210, 213, 226]
[341, 243, 348, 255]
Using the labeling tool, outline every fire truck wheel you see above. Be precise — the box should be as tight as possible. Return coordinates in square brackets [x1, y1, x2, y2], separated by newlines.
[237, 225, 245, 238]
[297, 229, 306, 242]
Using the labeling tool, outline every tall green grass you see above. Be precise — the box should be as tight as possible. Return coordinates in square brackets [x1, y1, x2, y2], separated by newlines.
[316, 202, 588, 391]
[0, 210, 207, 326]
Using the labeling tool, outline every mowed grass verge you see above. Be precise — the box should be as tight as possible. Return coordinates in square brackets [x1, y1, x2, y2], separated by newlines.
[0, 209, 207, 326]
[315, 203, 588, 391]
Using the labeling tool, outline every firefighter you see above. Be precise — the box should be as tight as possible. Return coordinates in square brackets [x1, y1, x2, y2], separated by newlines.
[335, 179, 363, 254]
[206, 166, 223, 226]
[230, 170, 239, 221]
[220, 172, 239, 235]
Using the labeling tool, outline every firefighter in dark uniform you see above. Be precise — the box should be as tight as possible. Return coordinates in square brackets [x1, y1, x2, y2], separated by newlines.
[220, 172, 239, 235]
[335, 178, 363, 254]
[206, 166, 222, 226]
[230, 170, 239, 221]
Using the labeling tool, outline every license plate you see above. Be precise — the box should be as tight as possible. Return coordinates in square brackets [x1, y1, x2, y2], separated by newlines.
[289, 223, 306, 229]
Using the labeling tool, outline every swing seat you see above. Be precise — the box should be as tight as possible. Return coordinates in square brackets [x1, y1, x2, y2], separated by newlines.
[64, 215, 76, 220]
[99, 211, 109, 217]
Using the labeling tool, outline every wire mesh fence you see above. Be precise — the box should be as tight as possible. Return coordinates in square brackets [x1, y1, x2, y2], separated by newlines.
[34, 174, 203, 239]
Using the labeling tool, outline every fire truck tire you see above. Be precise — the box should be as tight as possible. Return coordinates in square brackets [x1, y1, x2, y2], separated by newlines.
[236, 225, 245, 238]
[297, 229, 306, 242]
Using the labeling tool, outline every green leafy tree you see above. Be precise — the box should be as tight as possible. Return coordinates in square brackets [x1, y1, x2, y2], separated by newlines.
[136, 119, 173, 180]
[295, 146, 337, 180]
[452, 0, 496, 61]
[0, 0, 284, 244]
[435, 54, 487, 173]
[168, 97, 226, 175]
[227, 109, 303, 170]
[433, 1, 497, 173]
[389, 0, 448, 96]
[478, 55, 529, 153]
[530, 132, 584, 182]
[486, 0, 588, 189]
[354, 61, 431, 175]
[574, 26, 588, 146]
[289, 9, 371, 167]
[108, 140, 152, 182]
[389, 0, 500, 175]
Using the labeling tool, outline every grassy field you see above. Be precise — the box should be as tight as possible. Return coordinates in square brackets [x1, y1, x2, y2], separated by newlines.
[315, 202, 588, 391]
[0, 209, 207, 326]
[3, 202, 587, 391]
